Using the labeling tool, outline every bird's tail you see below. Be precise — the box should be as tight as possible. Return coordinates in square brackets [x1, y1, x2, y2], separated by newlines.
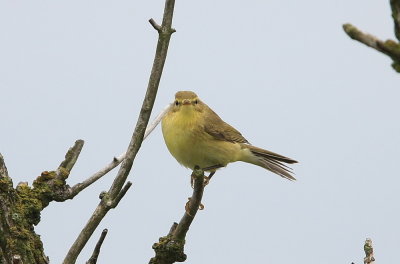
[240, 144, 298, 181]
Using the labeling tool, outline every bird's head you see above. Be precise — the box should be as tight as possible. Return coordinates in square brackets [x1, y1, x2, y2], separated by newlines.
[172, 91, 204, 113]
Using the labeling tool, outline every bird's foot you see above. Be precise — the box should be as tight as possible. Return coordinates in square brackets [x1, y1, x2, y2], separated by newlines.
[203, 171, 215, 186]
[190, 174, 195, 189]
[185, 198, 205, 216]
[201, 164, 222, 186]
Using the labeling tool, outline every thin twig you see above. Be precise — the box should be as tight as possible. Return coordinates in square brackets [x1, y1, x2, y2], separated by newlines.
[62, 0, 176, 262]
[61, 104, 169, 200]
[343, 24, 390, 54]
[68, 153, 125, 199]
[86, 229, 108, 264]
[144, 104, 171, 141]
[343, 23, 400, 72]
[107, 0, 175, 200]
[149, 18, 161, 32]
[343, 6, 400, 74]
[109, 181, 133, 208]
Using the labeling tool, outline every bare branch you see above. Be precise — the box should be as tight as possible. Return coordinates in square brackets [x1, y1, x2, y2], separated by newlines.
[343, 24, 385, 51]
[149, 167, 206, 264]
[343, 23, 400, 72]
[68, 153, 125, 199]
[58, 140, 84, 176]
[342, 23, 400, 60]
[149, 18, 161, 32]
[144, 104, 171, 140]
[161, 0, 176, 33]
[343, 0, 400, 74]
[59, 103, 169, 200]
[109, 181, 132, 208]
[86, 229, 108, 264]
[62, 0, 176, 262]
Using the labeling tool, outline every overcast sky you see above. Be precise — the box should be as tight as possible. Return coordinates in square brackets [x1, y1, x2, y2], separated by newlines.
[1, 0, 399, 263]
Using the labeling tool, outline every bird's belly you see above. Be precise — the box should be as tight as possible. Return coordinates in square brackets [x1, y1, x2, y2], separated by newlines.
[162, 120, 241, 170]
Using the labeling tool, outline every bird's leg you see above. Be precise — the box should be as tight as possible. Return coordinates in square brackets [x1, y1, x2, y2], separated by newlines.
[204, 171, 215, 186]
[191, 164, 222, 188]
[202, 164, 223, 185]
[185, 197, 205, 216]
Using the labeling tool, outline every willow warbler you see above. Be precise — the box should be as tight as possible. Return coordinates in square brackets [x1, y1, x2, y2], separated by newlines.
[161, 91, 297, 180]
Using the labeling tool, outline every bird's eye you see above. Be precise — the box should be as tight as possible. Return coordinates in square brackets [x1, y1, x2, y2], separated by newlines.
[194, 99, 198, 104]
[175, 100, 179, 106]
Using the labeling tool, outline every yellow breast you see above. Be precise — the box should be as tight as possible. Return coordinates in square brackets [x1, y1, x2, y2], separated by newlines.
[161, 108, 242, 170]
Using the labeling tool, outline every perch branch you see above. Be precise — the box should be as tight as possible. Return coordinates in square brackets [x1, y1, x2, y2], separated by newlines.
[62, 0, 176, 262]
[86, 229, 108, 264]
[173, 167, 205, 241]
[149, 167, 206, 264]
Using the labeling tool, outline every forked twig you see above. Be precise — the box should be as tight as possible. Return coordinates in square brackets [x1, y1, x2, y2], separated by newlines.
[62, 0, 176, 262]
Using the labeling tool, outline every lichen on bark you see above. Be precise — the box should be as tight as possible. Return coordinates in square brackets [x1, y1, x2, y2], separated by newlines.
[0, 158, 72, 264]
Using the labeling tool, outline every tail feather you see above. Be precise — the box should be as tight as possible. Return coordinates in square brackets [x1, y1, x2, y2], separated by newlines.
[241, 144, 297, 181]
[247, 145, 298, 164]
[256, 157, 296, 181]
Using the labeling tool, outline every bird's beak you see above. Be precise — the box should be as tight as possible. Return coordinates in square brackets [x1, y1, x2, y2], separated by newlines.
[182, 99, 191, 105]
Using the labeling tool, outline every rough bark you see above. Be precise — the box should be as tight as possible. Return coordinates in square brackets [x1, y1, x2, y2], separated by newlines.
[0, 141, 86, 264]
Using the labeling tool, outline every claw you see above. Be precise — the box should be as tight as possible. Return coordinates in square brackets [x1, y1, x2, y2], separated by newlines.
[185, 197, 205, 216]
[185, 198, 193, 216]
[203, 171, 215, 186]
[204, 176, 210, 186]
[190, 175, 195, 189]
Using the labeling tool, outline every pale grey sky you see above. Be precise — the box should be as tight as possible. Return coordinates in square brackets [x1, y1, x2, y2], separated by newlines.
[1, 0, 399, 263]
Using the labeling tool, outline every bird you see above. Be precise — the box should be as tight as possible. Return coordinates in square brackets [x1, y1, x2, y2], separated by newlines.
[161, 91, 297, 182]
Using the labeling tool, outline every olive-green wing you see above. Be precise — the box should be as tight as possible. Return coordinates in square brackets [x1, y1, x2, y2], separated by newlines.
[203, 106, 249, 144]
